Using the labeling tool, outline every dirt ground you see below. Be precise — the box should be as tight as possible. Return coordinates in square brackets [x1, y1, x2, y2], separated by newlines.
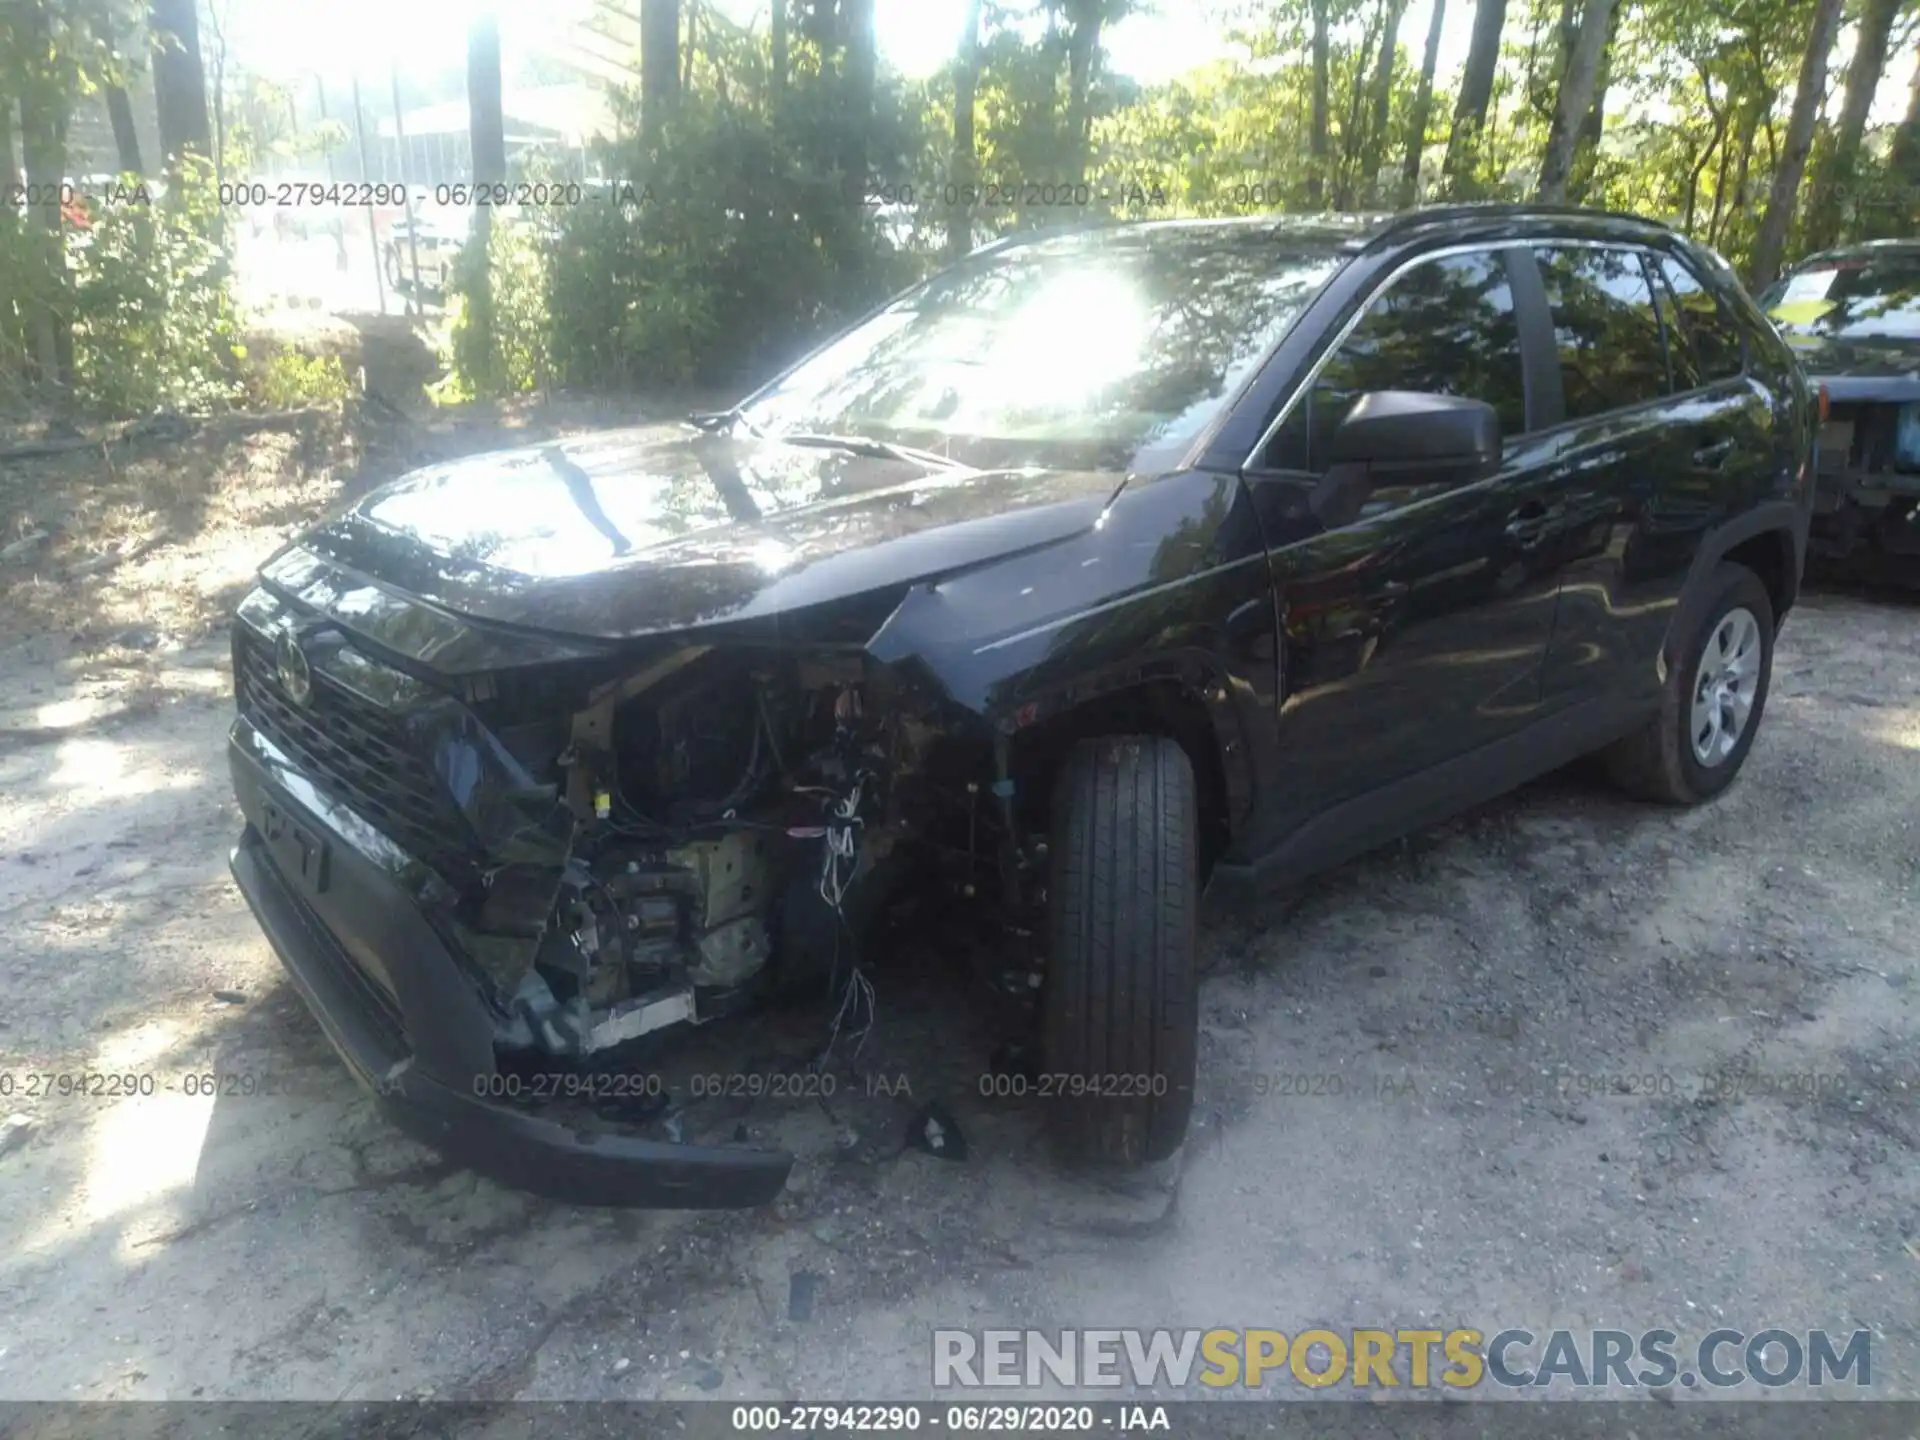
[0, 400, 1915, 1422]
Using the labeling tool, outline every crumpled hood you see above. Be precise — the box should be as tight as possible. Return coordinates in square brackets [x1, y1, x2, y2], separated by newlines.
[273, 423, 1125, 642]
[1781, 331, 1920, 402]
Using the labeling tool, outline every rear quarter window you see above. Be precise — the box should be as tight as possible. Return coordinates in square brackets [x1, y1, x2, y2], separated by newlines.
[1655, 253, 1746, 387]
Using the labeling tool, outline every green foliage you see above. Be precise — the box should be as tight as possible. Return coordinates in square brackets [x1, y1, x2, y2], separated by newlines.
[13, 0, 1914, 414]
[442, 215, 554, 401]
[67, 163, 245, 415]
[544, 83, 928, 391]
[250, 349, 352, 409]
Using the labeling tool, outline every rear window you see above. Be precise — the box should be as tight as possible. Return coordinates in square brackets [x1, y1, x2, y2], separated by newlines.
[1759, 252, 1920, 342]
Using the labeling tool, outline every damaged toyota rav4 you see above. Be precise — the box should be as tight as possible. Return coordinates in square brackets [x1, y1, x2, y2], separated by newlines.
[228, 206, 1814, 1208]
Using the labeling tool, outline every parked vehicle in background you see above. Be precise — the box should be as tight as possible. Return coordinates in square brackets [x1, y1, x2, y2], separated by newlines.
[383, 206, 467, 297]
[1759, 240, 1920, 578]
[225, 205, 1814, 1209]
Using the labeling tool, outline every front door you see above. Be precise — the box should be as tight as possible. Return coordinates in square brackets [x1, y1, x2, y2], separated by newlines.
[1237, 246, 1569, 863]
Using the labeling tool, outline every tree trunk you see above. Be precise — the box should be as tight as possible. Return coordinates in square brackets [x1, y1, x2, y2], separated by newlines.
[1708, 91, 1736, 241]
[682, 0, 697, 94]
[1681, 93, 1727, 234]
[18, 5, 72, 397]
[1359, 0, 1408, 201]
[1876, 47, 1920, 236]
[1889, 48, 1920, 180]
[948, 0, 984, 261]
[1547, 0, 1577, 108]
[468, 11, 506, 187]
[1564, 4, 1617, 203]
[1064, 0, 1104, 187]
[771, 0, 788, 103]
[150, 0, 213, 169]
[1398, 0, 1446, 205]
[1749, 0, 1846, 287]
[1307, 0, 1331, 206]
[1443, 0, 1507, 196]
[640, 0, 682, 137]
[0, 98, 16, 193]
[207, 5, 226, 188]
[1336, 5, 1384, 205]
[103, 85, 143, 175]
[1535, 0, 1612, 201]
[841, 0, 876, 197]
[0, 96, 19, 398]
[1806, 0, 1901, 251]
[87, 6, 144, 175]
[464, 8, 505, 387]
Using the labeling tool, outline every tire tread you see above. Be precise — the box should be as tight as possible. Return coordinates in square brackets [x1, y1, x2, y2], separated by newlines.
[1044, 735, 1198, 1165]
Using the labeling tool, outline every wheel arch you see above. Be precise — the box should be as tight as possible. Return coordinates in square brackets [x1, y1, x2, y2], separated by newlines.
[1667, 501, 1808, 672]
[1002, 671, 1237, 877]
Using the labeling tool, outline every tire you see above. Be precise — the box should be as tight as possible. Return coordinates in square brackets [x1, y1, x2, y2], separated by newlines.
[1602, 562, 1775, 805]
[1042, 735, 1199, 1165]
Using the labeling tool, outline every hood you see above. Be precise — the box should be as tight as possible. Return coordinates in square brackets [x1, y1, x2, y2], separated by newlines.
[1778, 329, 1920, 402]
[271, 423, 1125, 644]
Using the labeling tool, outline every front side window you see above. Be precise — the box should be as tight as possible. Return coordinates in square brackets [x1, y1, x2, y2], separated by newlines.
[1271, 249, 1527, 473]
[1534, 246, 1670, 420]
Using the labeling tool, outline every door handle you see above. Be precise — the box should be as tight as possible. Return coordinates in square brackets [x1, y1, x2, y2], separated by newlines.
[1503, 500, 1552, 550]
[1692, 437, 1737, 470]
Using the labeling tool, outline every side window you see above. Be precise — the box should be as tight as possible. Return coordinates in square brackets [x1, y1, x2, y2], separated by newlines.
[1262, 249, 1527, 472]
[1534, 246, 1670, 420]
[1655, 253, 1745, 386]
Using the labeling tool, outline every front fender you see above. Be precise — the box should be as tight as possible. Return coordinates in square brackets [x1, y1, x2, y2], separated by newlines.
[864, 469, 1284, 839]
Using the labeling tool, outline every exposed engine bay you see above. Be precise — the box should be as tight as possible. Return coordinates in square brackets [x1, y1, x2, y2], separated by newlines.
[1812, 402, 1920, 565]
[469, 646, 1033, 1073]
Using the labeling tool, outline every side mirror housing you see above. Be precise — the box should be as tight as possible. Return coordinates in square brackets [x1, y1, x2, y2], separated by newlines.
[1310, 391, 1503, 526]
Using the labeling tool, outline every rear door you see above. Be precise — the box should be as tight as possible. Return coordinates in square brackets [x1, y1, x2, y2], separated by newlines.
[1524, 243, 1743, 707]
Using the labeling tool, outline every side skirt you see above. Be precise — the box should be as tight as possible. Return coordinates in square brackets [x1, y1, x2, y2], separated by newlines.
[1204, 690, 1653, 905]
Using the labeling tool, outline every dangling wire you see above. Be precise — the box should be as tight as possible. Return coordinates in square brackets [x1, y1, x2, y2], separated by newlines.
[814, 775, 876, 1065]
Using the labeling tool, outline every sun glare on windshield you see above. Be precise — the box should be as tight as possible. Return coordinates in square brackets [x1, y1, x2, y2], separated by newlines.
[988, 268, 1152, 408]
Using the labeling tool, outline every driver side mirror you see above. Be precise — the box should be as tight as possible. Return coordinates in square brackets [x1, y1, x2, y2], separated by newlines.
[1309, 390, 1503, 527]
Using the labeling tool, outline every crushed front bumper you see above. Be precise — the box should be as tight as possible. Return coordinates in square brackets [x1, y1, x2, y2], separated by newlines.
[227, 715, 794, 1209]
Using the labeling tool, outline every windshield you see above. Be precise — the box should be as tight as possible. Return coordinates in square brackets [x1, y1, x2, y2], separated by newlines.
[1760, 252, 1920, 343]
[741, 228, 1346, 472]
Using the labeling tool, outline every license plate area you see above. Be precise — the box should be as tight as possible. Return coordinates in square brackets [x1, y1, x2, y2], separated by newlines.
[261, 797, 331, 897]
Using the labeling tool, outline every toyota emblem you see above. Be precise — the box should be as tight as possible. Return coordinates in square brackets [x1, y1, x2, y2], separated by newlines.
[275, 628, 314, 705]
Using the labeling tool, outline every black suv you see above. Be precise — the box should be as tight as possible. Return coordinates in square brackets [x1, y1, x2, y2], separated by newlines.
[1758, 239, 1920, 576]
[226, 205, 1815, 1208]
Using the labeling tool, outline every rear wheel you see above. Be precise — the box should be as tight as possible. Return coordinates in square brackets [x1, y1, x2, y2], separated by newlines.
[1602, 563, 1775, 804]
[1042, 736, 1199, 1165]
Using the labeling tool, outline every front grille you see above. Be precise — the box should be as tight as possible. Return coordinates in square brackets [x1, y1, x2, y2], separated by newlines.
[1826, 403, 1901, 472]
[251, 832, 410, 1057]
[235, 626, 480, 884]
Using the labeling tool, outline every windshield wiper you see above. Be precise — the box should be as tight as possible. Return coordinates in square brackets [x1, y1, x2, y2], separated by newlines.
[776, 431, 974, 472]
[688, 413, 974, 472]
[686, 407, 765, 439]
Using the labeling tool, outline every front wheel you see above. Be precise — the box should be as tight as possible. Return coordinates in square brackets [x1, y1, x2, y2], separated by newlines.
[1042, 736, 1199, 1165]
[1602, 563, 1775, 804]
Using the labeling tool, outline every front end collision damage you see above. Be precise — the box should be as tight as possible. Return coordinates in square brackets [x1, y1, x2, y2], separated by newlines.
[227, 466, 1281, 1206]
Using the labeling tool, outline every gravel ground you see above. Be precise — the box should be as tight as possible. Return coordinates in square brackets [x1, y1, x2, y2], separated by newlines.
[0, 563, 1914, 1424]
